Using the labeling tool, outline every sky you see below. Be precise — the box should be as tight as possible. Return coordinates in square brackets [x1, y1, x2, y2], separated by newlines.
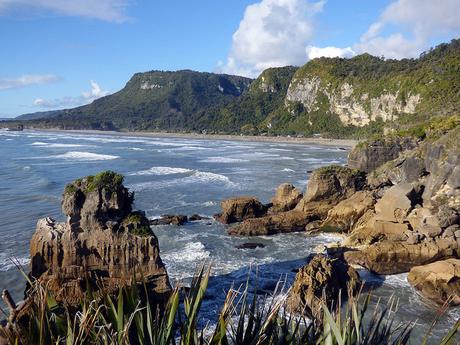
[1, 0, 459, 118]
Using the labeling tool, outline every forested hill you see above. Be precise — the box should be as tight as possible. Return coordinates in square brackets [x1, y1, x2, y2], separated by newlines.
[11, 39, 460, 139]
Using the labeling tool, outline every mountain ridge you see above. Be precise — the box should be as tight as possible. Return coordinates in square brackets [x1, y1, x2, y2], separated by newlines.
[11, 39, 460, 139]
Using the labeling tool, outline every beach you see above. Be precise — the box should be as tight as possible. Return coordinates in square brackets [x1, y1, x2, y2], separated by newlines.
[31, 128, 358, 147]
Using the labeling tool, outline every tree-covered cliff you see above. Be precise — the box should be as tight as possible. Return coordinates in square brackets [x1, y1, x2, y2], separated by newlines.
[10, 39, 460, 139]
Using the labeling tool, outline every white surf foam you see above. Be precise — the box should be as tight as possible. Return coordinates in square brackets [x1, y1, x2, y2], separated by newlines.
[52, 151, 119, 161]
[199, 157, 248, 163]
[31, 141, 85, 148]
[0, 253, 30, 271]
[282, 168, 295, 172]
[129, 166, 193, 176]
[129, 170, 236, 191]
[163, 242, 210, 262]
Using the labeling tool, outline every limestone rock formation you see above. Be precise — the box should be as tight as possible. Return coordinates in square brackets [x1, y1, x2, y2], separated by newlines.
[286, 255, 360, 317]
[228, 210, 313, 236]
[295, 165, 366, 218]
[270, 183, 302, 212]
[348, 137, 419, 173]
[29, 171, 171, 305]
[343, 240, 458, 275]
[408, 259, 460, 305]
[215, 196, 268, 224]
[322, 191, 376, 233]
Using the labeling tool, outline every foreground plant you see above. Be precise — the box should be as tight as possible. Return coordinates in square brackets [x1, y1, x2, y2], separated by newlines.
[0, 265, 458, 345]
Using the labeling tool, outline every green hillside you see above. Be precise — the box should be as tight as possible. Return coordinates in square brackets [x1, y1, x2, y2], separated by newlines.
[11, 39, 460, 139]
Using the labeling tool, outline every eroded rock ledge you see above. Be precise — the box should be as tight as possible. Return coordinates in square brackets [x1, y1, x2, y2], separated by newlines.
[29, 171, 171, 305]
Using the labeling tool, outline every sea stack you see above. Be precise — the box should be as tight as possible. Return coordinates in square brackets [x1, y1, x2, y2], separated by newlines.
[29, 171, 171, 305]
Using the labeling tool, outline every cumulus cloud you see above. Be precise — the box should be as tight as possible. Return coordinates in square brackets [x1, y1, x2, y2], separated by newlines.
[0, 74, 58, 91]
[33, 80, 110, 109]
[0, 0, 129, 22]
[355, 0, 460, 58]
[306, 45, 355, 60]
[220, 0, 326, 77]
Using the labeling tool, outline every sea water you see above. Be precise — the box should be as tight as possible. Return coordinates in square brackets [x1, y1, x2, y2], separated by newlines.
[0, 130, 457, 343]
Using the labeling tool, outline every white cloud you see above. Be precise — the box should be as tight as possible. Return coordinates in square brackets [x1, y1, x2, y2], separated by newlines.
[33, 80, 110, 109]
[220, 0, 326, 77]
[0, 74, 58, 91]
[355, 0, 460, 58]
[306, 45, 355, 60]
[0, 0, 129, 22]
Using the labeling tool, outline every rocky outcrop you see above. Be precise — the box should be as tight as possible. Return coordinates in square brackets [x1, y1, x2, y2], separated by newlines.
[270, 183, 302, 212]
[228, 210, 312, 236]
[286, 255, 360, 317]
[150, 214, 188, 226]
[29, 171, 171, 305]
[295, 166, 366, 218]
[343, 240, 458, 274]
[408, 259, 460, 305]
[348, 137, 419, 173]
[215, 196, 268, 224]
[322, 191, 376, 233]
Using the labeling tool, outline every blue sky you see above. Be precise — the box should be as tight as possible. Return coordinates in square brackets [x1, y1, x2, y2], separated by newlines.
[1, 0, 459, 118]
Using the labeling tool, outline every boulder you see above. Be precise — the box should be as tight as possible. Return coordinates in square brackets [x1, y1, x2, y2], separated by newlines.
[408, 259, 460, 305]
[228, 210, 313, 236]
[344, 220, 410, 246]
[348, 136, 419, 173]
[374, 183, 418, 223]
[29, 172, 171, 306]
[270, 183, 302, 212]
[215, 196, 268, 224]
[286, 255, 360, 317]
[323, 191, 376, 233]
[343, 240, 457, 274]
[235, 243, 265, 249]
[150, 214, 188, 226]
[295, 165, 366, 218]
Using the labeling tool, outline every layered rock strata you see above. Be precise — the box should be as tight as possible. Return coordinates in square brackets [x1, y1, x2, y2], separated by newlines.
[29, 171, 171, 305]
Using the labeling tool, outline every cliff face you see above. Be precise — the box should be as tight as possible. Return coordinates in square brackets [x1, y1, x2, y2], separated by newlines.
[29, 172, 171, 305]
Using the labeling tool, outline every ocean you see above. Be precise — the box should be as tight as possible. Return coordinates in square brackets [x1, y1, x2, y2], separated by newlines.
[0, 129, 458, 343]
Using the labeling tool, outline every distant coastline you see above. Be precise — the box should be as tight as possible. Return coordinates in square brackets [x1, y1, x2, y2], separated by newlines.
[32, 128, 358, 148]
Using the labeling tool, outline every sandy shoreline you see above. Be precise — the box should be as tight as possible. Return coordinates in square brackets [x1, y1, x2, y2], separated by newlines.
[31, 128, 358, 148]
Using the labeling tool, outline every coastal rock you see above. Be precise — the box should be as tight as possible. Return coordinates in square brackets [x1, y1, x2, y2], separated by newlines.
[344, 220, 410, 246]
[286, 255, 360, 317]
[228, 210, 312, 236]
[408, 259, 460, 305]
[295, 165, 366, 218]
[348, 136, 419, 173]
[343, 240, 457, 274]
[323, 191, 376, 233]
[29, 172, 171, 305]
[374, 183, 418, 223]
[150, 214, 188, 226]
[215, 196, 268, 224]
[270, 183, 302, 212]
[235, 243, 265, 249]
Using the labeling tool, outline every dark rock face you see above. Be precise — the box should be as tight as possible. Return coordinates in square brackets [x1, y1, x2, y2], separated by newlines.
[150, 214, 188, 226]
[29, 172, 171, 305]
[215, 196, 268, 224]
[348, 136, 419, 173]
[408, 259, 460, 305]
[235, 243, 265, 249]
[286, 255, 360, 317]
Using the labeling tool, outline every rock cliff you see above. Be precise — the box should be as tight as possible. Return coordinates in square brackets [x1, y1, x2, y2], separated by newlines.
[29, 171, 171, 305]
